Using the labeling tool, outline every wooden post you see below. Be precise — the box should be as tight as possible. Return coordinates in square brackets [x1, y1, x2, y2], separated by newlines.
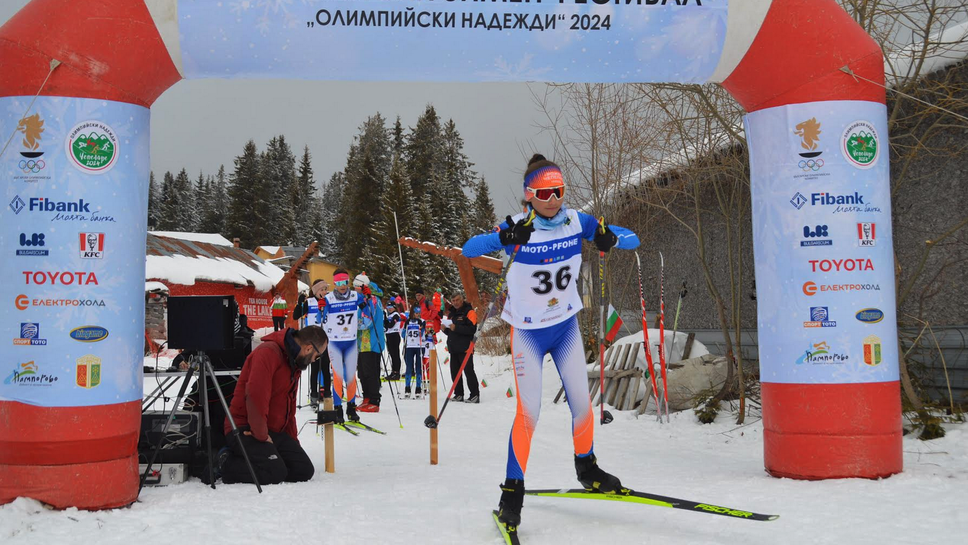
[323, 396, 335, 473]
[397, 237, 502, 318]
[430, 347, 439, 465]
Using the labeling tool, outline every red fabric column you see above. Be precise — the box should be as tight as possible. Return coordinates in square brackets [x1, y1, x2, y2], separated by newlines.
[722, 0, 902, 479]
[0, 0, 180, 509]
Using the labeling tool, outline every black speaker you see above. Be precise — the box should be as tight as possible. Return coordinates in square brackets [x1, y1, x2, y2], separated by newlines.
[167, 295, 236, 351]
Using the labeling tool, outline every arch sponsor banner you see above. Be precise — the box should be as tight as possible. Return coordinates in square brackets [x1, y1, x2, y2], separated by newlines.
[745, 100, 898, 385]
[176, 0, 726, 83]
[0, 96, 149, 407]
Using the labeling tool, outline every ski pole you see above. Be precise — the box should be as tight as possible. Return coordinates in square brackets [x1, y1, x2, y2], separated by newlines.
[378, 348, 404, 429]
[669, 282, 687, 363]
[658, 252, 670, 423]
[425, 211, 534, 429]
[634, 251, 662, 421]
[392, 211, 410, 309]
[596, 217, 614, 426]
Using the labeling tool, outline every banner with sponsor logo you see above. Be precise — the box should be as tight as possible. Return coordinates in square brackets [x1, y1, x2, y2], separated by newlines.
[177, 0, 727, 84]
[0, 97, 149, 407]
[745, 100, 898, 385]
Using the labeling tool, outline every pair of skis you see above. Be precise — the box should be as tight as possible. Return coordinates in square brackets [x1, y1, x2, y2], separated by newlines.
[329, 420, 386, 436]
[493, 487, 778, 543]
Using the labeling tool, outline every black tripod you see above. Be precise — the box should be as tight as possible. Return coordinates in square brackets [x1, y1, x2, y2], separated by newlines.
[139, 353, 262, 493]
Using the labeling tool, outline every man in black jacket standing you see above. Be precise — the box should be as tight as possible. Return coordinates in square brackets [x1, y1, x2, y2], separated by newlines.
[443, 292, 480, 403]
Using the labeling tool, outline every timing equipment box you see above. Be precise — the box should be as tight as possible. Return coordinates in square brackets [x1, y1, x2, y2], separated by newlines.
[138, 463, 188, 486]
[167, 295, 237, 351]
[140, 410, 199, 451]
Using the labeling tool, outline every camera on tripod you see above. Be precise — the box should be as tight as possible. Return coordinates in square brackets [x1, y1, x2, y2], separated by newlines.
[140, 295, 263, 492]
[168, 295, 238, 352]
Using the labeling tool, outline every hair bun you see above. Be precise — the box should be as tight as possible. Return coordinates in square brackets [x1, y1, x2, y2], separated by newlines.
[528, 153, 547, 167]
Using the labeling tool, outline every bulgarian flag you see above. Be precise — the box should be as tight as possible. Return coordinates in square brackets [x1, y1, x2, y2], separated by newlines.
[604, 305, 623, 343]
[506, 387, 514, 398]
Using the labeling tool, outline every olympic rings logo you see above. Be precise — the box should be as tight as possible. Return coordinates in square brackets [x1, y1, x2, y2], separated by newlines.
[798, 159, 824, 172]
[18, 159, 46, 174]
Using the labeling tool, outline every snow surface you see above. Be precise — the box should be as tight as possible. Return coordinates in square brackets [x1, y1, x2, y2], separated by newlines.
[257, 246, 281, 255]
[144, 281, 169, 293]
[149, 231, 233, 247]
[2, 336, 966, 544]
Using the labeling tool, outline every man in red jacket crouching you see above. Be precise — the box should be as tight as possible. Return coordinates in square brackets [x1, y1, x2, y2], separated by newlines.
[220, 325, 328, 484]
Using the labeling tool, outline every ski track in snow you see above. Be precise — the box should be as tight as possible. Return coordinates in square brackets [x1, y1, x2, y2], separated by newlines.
[2, 343, 966, 544]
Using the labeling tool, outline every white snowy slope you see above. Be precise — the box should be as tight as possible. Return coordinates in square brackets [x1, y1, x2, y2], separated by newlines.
[2, 340, 966, 544]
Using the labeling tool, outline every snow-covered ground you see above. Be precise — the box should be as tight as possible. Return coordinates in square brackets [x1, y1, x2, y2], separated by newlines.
[2, 337, 966, 544]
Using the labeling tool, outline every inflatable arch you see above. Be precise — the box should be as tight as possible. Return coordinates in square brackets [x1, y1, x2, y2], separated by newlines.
[0, 0, 901, 509]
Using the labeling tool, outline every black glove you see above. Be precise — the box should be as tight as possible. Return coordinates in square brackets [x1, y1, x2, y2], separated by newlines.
[358, 300, 367, 310]
[499, 214, 535, 246]
[594, 225, 618, 252]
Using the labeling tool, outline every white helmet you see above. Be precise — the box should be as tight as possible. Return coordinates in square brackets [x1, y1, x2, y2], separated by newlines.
[353, 273, 370, 288]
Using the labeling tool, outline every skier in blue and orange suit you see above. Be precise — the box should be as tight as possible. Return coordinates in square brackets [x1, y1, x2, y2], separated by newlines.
[462, 154, 640, 530]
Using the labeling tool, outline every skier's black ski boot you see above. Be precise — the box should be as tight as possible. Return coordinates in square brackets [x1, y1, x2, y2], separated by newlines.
[575, 454, 623, 493]
[346, 402, 360, 422]
[497, 478, 525, 527]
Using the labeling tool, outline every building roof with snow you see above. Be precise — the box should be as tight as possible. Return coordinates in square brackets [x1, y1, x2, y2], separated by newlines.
[146, 232, 303, 293]
[149, 231, 234, 247]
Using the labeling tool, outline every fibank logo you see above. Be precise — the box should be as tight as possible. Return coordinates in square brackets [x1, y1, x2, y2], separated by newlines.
[17, 233, 48, 256]
[790, 192, 808, 210]
[801, 225, 832, 247]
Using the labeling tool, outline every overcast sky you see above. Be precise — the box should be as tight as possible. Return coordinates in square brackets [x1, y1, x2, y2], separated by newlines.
[0, 0, 556, 220]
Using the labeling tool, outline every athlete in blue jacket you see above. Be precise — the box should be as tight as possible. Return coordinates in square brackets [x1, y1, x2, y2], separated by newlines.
[463, 154, 639, 530]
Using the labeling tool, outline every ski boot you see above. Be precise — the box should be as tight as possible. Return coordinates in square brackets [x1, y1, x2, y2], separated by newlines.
[497, 478, 524, 528]
[346, 402, 360, 422]
[575, 454, 624, 494]
[401, 386, 411, 400]
[415, 386, 423, 399]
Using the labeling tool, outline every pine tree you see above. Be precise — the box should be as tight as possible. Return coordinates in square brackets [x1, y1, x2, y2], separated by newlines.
[261, 135, 298, 245]
[294, 146, 317, 246]
[339, 114, 392, 275]
[200, 165, 228, 235]
[226, 140, 264, 248]
[170, 169, 195, 231]
[404, 105, 444, 288]
[471, 177, 499, 294]
[370, 151, 415, 296]
[391, 116, 405, 156]
[320, 171, 346, 261]
[193, 171, 210, 230]
[157, 171, 178, 231]
[147, 171, 159, 229]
